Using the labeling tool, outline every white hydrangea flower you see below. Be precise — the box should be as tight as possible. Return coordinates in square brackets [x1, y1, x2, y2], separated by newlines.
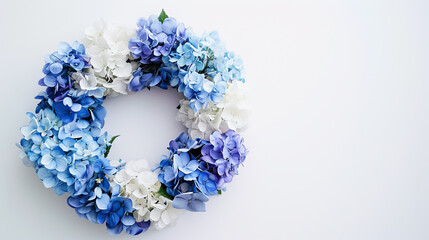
[113, 159, 182, 229]
[149, 196, 180, 230]
[176, 80, 250, 140]
[82, 20, 136, 96]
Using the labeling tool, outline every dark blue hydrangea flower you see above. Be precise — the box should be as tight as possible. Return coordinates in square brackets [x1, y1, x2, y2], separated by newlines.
[67, 160, 150, 235]
[155, 132, 223, 212]
[39, 41, 90, 101]
[51, 89, 106, 125]
[128, 68, 161, 92]
[156, 132, 205, 196]
[156, 131, 247, 212]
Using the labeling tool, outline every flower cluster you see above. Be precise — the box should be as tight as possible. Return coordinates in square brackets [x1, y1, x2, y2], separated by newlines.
[128, 14, 186, 91]
[161, 31, 245, 112]
[19, 104, 110, 195]
[129, 15, 185, 65]
[19, 41, 147, 235]
[19, 10, 248, 236]
[82, 20, 136, 96]
[176, 81, 250, 140]
[200, 130, 248, 189]
[114, 159, 180, 229]
[156, 131, 247, 212]
[39, 41, 91, 101]
[126, 12, 245, 113]
[67, 159, 150, 235]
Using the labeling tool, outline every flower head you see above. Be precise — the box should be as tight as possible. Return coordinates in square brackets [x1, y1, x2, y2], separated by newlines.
[162, 31, 244, 112]
[177, 80, 250, 140]
[172, 192, 209, 212]
[83, 20, 136, 96]
[200, 130, 248, 188]
[129, 16, 184, 64]
[39, 41, 90, 101]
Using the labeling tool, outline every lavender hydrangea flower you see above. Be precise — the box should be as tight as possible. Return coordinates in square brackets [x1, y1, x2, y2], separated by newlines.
[172, 192, 209, 212]
[129, 15, 181, 64]
[127, 15, 188, 92]
[128, 68, 161, 92]
[200, 130, 248, 188]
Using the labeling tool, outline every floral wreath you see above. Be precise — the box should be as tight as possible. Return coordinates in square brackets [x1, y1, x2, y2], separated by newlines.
[18, 10, 249, 236]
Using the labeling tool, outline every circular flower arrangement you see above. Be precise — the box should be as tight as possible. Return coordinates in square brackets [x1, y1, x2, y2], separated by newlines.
[18, 10, 249, 236]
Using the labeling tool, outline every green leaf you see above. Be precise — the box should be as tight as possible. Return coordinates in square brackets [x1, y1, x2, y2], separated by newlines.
[109, 135, 120, 144]
[157, 185, 174, 200]
[158, 9, 168, 23]
[104, 135, 120, 157]
[218, 190, 222, 195]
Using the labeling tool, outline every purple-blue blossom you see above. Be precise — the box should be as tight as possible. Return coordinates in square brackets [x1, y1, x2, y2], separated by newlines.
[200, 130, 248, 189]
[39, 41, 90, 101]
[129, 16, 183, 64]
[172, 192, 209, 212]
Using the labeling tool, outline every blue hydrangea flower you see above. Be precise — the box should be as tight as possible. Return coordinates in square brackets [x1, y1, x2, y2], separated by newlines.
[172, 192, 209, 212]
[173, 152, 199, 175]
[52, 89, 105, 125]
[37, 167, 57, 188]
[156, 132, 207, 197]
[40, 146, 69, 172]
[161, 31, 244, 112]
[66, 159, 148, 235]
[195, 172, 217, 196]
[39, 41, 90, 101]
[128, 68, 161, 92]
[129, 16, 183, 64]
[127, 16, 188, 92]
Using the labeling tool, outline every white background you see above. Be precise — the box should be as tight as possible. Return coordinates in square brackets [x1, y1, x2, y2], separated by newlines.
[1, 0, 428, 239]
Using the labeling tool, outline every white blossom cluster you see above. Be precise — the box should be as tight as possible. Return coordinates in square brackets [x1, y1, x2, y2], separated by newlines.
[113, 159, 181, 230]
[79, 20, 136, 96]
[176, 81, 250, 140]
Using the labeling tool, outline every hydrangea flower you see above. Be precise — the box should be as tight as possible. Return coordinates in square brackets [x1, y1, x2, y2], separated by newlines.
[127, 15, 187, 91]
[40, 146, 69, 172]
[128, 67, 161, 92]
[39, 41, 91, 101]
[19, 90, 112, 196]
[83, 20, 136, 96]
[52, 88, 106, 125]
[21, 109, 61, 139]
[162, 31, 244, 112]
[200, 130, 248, 188]
[176, 80, 250, 140]
[156, 132, 206, 197]
[71, 70, 106, 98]
[155, 132, 223, 212]
[67, 161, 149, 235]
[149, 195, 180, 229]
[172, 192, 209, 212]
[129, 15, 185, 64]
[113, 159, 181, 229]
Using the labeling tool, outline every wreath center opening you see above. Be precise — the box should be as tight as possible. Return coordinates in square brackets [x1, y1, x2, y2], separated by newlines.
[102, 87, 186, 166]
